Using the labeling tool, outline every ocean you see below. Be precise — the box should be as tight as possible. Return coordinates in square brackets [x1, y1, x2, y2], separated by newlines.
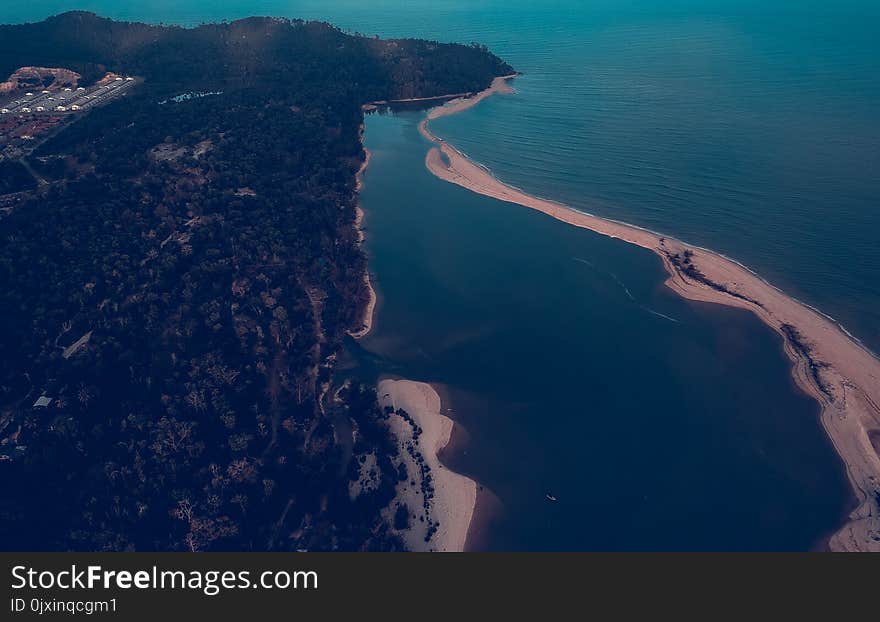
[9, 2, 878, 353]
[4, 1, 875, 550]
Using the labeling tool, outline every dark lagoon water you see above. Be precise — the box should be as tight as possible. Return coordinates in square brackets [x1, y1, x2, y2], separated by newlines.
[7, 1, 879, 352]
[350, 110, 850, 550]
[3, 1, 871, 549]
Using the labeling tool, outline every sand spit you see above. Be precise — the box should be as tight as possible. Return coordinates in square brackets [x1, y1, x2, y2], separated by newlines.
[420, 76, 880, 552]
[349, 136, 376, 340]
[379, 379, 477, 552]
[426, 75, 517, 121]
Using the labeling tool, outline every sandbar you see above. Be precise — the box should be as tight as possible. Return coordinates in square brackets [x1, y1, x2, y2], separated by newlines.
[419, 75, 880, 552]
[379, 378, 477, 552]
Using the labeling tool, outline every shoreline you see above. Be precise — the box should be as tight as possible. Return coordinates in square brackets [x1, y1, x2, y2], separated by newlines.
[350, 76, 518, 340]
[379, 378, 477, 552]
[425, 75, 518, 121]
[420, 75, 880, 552]
[363, 92, 472, 111]
[349, 131, 377, 340]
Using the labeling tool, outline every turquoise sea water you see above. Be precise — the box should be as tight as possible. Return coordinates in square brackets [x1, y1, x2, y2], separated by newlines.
[5, 1, 879, 351]
[3, 1, 875, 549]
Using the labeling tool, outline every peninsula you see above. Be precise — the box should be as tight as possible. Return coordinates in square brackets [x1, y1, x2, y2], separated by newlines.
[0, 11, 512, 552]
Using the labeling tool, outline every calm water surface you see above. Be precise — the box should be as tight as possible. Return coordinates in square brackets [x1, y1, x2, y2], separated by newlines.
[352, 110, 850, 550]
[2, 0, 869, 549]
[6, 1, 879, 350]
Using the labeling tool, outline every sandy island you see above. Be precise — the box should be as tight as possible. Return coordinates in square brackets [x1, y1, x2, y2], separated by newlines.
[418, 75, 880, 552]
[379, 379, 477, 552]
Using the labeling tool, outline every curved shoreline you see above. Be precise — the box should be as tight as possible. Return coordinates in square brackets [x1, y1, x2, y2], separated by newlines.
[350, 128, 477, 551]
[379, 378, 477, 552]
[420, 75, 880, 551]
[350, 76, 517, 341]
[349, 134, 377, 340]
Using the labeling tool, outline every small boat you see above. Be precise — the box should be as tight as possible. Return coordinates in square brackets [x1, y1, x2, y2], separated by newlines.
[546, 493, 558, 502]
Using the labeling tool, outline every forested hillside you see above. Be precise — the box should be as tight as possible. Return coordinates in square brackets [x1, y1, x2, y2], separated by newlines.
[0, 12, 511, 551]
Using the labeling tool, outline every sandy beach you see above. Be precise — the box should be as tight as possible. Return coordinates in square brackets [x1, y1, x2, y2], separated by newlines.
[349, 137, 377, 340]
[419, 76, 880, 551]
[425, 75, 517, 121]
[379, 378, 477, 552]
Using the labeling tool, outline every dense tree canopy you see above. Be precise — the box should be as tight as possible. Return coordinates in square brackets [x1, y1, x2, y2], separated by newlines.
[0, 12, 511, 551]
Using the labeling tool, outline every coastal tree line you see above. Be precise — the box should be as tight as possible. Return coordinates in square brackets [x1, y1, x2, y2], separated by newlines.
[0, 12, 512, 551]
